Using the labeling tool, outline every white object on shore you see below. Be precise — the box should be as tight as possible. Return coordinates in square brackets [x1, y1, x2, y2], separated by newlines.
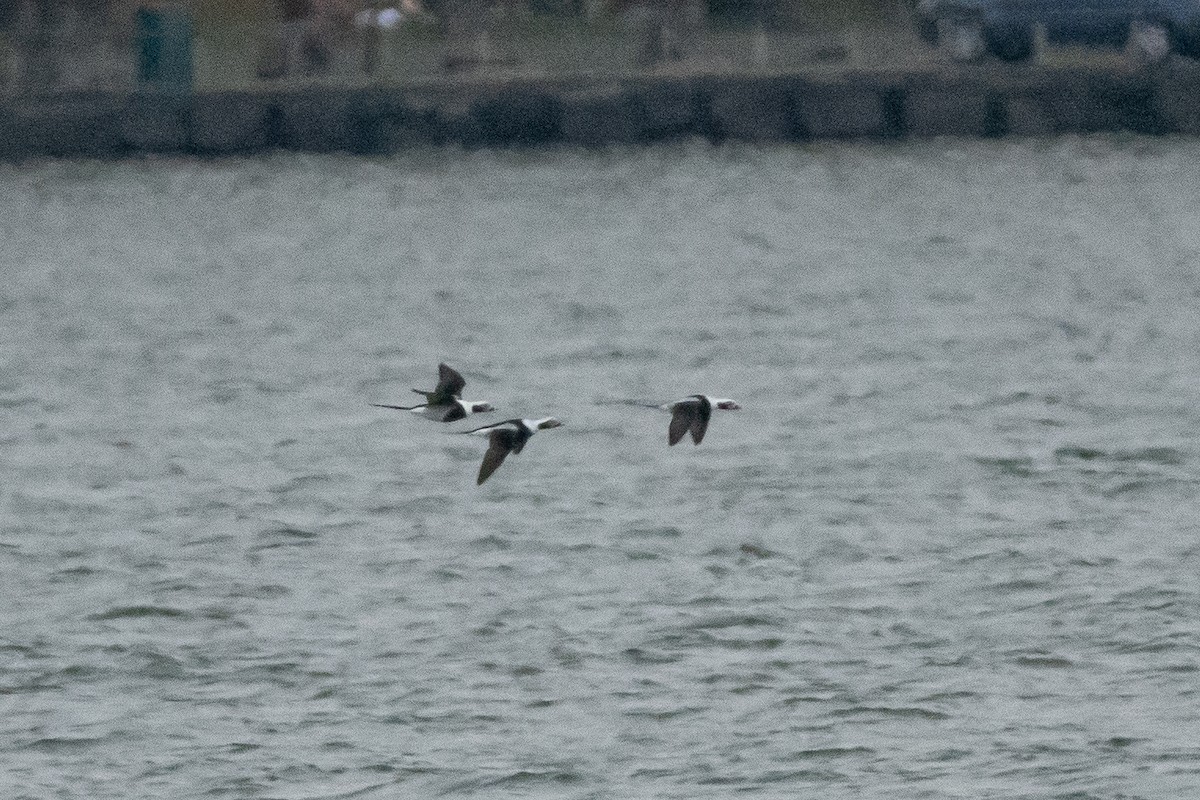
[1033, 22, 1047, 64]
[355, 7, 403, 29]
[1128, 20, 1170, 65]
[751, 24, 769, 68]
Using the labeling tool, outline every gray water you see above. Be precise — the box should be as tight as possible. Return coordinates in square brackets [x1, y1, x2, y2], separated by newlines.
[2, 137, 1200, 799]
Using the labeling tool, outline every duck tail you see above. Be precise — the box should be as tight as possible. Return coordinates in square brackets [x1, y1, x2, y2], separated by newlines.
[595, 398, 662, 410]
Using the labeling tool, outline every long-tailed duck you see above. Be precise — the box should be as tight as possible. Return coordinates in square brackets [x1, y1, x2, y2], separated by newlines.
[372, 362, 494, 423]
[463, 417, 563, 485]
[662, 395, 741, 446]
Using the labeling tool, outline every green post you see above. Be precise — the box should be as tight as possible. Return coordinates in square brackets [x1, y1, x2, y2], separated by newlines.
[136, 5, 194, 91]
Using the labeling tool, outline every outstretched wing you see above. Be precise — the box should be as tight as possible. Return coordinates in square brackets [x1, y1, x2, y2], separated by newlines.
[668, 398, 711, 446]
[689, 405, 711, 444]
[668, 402, 698, 446]
[434, 363, 467, 402]
[478, 428, 519, 485]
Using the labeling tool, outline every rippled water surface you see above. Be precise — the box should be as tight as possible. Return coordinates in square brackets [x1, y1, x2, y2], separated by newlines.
[3, 137, 1200, 798]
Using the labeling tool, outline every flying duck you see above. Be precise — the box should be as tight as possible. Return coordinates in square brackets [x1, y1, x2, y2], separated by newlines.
[662, 395, 741, 446]
[463, 417, 563, 485]
[372, 363, 495, 423]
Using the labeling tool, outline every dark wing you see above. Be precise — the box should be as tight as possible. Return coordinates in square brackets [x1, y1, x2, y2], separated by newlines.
[434, 363, 467, 402]
[371, 403, 419, 411]
[440, 404, 466, 423]
[508, 428, 532, 455]
[689, 401, 712, 445]
[668, 402, 698, 446]
[477, 428, 521, 485]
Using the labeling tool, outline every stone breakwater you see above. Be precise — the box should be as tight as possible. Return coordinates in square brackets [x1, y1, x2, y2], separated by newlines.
[4, 63, 1200, 158]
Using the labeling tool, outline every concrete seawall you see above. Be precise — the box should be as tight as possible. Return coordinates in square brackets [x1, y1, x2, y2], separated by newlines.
[4, 63, 1200, 159]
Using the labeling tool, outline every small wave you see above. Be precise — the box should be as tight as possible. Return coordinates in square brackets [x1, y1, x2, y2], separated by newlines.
[1054, 445, 1185, 467]
[972, 455, 1039, 477]
[683, 613, 787, 630]
[268, 474, 333, 495]
[87, 605, 190, 621]
[11, 664, 102, 692]
[508, 664, 543, 677]
[919, 690, 981, 703]
[1053, 445, 1105, 462]
[1103, 480, 1155, 498]
[225, 583, 292, 600]
[371, 495, 455, 515]
[739, 543, 778, 559]
[1094, 736, 1144, 749]
[23, 736, 104, 752]
[711, 636, 785, 651]
[952, 390, 1036, 410]
[198, 606, 248, 625]
[468, 534, 511, 551]
[985, 578, 1053, 594]
[1113, 446, 1185, 466]
[684, 594, 727, 607]
[251, 526, 319, 551]
[830, 706, 950, 721]
[182, 533, 238, 549]
[927, 289, 975, 305]
[700, 768, 846, 785]
[203, 381, 242, 405]
[620, 525, 684, 538]
[787, 746, 875, 760]
[1013, 653, 1074, 669]
[132, 649, 192, 680]
[622, 706, 705, 721]
[930, 748, 974, 761]
[52, 565, 102, 579]
[1112, 638, 1193, 655]
[622, 647, 681, 665]
[445, 767, 586, 794]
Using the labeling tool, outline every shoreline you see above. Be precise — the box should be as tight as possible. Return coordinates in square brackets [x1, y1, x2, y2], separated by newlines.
[3, 60, 1200, 159]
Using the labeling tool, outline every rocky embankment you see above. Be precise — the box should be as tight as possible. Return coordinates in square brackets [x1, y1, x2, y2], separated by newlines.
[3, 62, 1200, 158]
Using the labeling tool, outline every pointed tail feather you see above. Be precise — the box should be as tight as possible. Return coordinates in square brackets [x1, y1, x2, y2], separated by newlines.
[594, 398, 664, 409]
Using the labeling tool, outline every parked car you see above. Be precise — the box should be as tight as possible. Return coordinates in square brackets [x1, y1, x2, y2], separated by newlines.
[914, 0, 1200, 62]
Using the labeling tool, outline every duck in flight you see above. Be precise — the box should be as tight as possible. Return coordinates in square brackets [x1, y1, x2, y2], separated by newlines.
[464, 417, 563, 485]
[372, 363, 495, 423]
[662, 395, 741, 446]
